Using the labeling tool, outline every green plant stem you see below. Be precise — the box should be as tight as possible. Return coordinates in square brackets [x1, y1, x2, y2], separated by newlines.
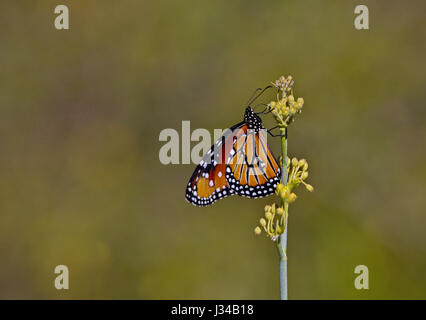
[278, 127, 288, 300]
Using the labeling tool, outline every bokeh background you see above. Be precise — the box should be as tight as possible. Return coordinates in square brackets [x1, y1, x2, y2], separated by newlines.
[1, 0, 425, 299]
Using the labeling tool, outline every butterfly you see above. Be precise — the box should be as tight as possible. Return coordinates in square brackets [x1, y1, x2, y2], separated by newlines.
[185, 87, 281, 207]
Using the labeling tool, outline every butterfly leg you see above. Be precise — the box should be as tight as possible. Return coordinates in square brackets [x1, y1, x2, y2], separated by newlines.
[267, 126, 287, 138]
[253, 103, 271, 115]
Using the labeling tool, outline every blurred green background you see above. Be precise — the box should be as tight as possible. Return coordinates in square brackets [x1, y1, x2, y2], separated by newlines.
[1, 0, 425, 299]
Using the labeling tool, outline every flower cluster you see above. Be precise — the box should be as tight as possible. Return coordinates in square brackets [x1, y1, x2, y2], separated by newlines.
[269, 76, 304, 128]
[285, 157, 314, 193]
[254, 203, 285, 242]
[272, 75, 294, 93]
[255, 157, 313, 240]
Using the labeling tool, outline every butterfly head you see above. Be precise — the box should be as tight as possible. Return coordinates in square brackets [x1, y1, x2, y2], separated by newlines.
[244, 107, 263, 131]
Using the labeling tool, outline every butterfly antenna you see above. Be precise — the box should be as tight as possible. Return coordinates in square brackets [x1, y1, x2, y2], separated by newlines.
[248, 85, 273, 106]
[246, 88, 263, 106]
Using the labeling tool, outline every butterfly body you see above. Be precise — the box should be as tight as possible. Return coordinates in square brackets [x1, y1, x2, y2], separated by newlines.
[185, 107, 281, 207]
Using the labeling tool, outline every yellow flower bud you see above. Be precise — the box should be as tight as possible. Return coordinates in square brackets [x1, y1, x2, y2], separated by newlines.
[264, 205, 271, 213]
[280, 188, 289, 200]
[260, 218, 267, 227]
[298, 159, 307, 167]
[288, 193, 297, 203]
[276, 225, 282, 234]
[306, 184, 314, 192]
[297, 97, 304, 106]
[301, 171, 309, 180]
[276, 207, 285, 216]
[270, 101, 276, 109]
[276, 183, 285, 193]
[265, 211, 273, 220]
[254, 227, 262, 235]
[288, 95, 294, 104]
[290, 107, 297, 114]
[303, 162, 308, 171]
[291, 157, 298, 167]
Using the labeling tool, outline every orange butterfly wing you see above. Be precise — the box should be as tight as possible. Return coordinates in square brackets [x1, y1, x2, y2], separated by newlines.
[185, 123, 243, 206]
[226, 128, 281, 198]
